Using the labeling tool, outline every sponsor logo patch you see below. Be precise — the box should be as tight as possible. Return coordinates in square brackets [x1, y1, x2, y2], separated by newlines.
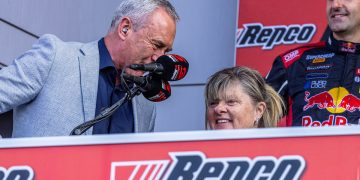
[356, 68, 360, 76]
[355, 76, 360, 83]
[312, 58, 326, 63]
[302, 87, 360, 114]
[306, 53, 335, 60]
[305, 73, 329, 80]
[304, 80, 327, 89]
[284, 50, 300, 63]
[340, 42, 356, 53]
[303, 91, 335, 110]
[306, 64, 332, 71]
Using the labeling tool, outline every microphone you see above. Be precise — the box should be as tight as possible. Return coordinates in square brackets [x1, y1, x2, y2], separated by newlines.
[70, 73, 170, 136]
[123, 73, 171, 102]
[129, 54, 189, 81]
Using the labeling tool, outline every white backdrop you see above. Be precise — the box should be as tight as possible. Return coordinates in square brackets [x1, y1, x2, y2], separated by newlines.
[0, 0, 238, 132]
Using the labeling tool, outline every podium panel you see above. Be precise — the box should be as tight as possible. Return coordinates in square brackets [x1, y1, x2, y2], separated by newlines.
[0, 126, 359, 179]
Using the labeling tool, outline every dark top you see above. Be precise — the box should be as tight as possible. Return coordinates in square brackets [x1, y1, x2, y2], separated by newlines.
[92, 38, 134, 134]
[266, 34, 360, 126]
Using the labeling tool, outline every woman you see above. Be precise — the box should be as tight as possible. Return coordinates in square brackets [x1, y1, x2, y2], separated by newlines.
[205, 66, 284, 129]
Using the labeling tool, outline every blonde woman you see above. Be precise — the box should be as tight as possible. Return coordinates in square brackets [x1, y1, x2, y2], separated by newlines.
[205, 66, 284, 129]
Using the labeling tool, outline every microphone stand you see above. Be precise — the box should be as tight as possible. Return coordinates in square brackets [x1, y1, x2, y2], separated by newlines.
[69, 86, 142, 136]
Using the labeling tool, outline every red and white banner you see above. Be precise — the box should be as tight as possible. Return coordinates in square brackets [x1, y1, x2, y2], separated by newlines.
[236, 0, 328, 75]
[0, 127, 359, 179]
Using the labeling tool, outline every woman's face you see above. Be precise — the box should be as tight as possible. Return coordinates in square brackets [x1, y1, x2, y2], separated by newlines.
[206, 84, 265, 130]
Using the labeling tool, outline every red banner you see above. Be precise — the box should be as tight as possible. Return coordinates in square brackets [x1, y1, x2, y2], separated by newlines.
[236, 0, 328, 75]
[0, 127, 359, 179]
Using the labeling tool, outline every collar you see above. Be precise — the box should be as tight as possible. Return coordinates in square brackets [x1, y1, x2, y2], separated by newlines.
[98, 38, 115, 70]
[326, 34, 360, 54]
[98, 38, 134, 90]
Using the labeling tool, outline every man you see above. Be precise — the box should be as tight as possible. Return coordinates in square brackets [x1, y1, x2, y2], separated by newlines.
[0, 0, 179, 137]
[266, 0, 360, 127]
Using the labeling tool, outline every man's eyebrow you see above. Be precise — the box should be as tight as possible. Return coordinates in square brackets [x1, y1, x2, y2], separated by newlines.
[152, 39, 165, 47]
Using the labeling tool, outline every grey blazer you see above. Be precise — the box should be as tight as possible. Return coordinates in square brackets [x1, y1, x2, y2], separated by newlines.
[0, 34, 156, 137]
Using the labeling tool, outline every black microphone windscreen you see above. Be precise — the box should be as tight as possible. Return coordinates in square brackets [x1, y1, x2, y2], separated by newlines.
[142, 76, 171, 102]
[155, 54, 189, 81]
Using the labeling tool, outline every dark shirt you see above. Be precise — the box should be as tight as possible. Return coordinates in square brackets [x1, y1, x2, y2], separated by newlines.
[92, 38, 134, 134]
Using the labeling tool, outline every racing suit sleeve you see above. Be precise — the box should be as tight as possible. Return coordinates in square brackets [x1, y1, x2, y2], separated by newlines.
[265, 56, 289, 113]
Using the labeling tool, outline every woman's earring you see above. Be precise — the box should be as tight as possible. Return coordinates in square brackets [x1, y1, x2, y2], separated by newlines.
[254, 118, 259, 127]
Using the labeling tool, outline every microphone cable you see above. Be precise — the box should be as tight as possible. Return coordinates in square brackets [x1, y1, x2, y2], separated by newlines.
[69, 72, 141, 136]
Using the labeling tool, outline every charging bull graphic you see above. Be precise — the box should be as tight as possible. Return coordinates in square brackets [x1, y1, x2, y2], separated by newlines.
[301, 88, 360, 126]
[338, 94, 360, 112]
[303, 91, 335, 110]
[303, 88, 360, 113]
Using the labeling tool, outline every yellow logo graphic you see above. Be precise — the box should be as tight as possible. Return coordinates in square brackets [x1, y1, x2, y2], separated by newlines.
[326, 87, 349, 113]
[312, 58, 325, 63]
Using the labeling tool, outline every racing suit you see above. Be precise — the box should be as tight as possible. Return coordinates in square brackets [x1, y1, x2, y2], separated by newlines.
[266, 34, 360, 127]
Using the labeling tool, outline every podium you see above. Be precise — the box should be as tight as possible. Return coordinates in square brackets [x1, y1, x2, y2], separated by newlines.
[0, 126, 359, 179]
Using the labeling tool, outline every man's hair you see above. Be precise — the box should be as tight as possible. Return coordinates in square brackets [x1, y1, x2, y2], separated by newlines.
[205, 66, 284, 128]
[109, 0, 179, 32]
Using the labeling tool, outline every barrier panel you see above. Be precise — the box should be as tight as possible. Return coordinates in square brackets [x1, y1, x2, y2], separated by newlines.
[0, 126, 359, 179]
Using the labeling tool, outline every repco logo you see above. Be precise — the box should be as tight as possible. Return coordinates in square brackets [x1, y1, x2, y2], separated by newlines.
[0, 166, 34, 180]
[111, 151, 305, 180]
[236, 23, 316, 50]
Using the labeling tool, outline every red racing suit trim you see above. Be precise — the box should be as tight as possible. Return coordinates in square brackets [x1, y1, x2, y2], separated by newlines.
[280, 42, 325, 68]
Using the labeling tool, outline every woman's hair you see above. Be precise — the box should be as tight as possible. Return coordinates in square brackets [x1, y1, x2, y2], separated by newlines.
[109, 0, 179, 32]
[205, 66, 284, 128]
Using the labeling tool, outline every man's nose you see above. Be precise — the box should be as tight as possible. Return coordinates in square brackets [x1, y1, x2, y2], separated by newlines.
[331, 0, 342, 8]
[151, 50, 166, 61]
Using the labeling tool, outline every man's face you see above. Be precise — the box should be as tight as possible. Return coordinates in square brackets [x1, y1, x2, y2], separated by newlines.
[327, 0, 360, 39]
[124, 7, 176, 76]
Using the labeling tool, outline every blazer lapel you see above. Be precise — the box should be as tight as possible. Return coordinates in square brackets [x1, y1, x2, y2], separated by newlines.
[78, 41, 100, 134]
[132, 97, 140, 132]
[132, 95, 155, 132]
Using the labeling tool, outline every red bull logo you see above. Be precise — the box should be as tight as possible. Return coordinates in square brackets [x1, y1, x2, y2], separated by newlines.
[340, 42, 356, 53]
[302, 115, 347, 127]
[343, 42, 355, 49]
[338, 94, 360, 112]
[303, 91, 335, 110]
[303, 87, 360, 114]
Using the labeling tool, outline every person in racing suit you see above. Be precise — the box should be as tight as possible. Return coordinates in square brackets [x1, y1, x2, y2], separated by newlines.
[265, 0, 360, 126]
